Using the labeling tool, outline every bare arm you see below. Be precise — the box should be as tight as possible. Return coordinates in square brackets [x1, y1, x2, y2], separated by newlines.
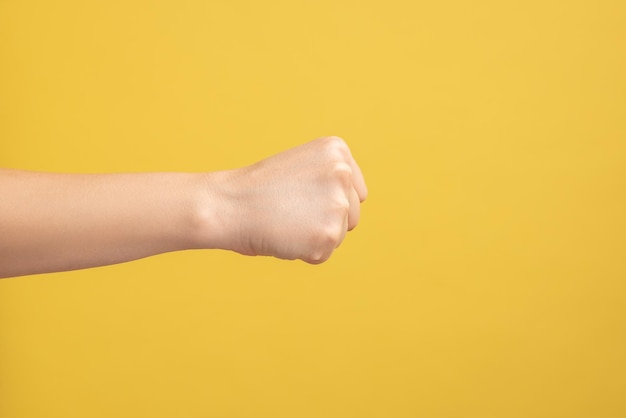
[0, 137, 367, 278]
[0, 170, 209, 278]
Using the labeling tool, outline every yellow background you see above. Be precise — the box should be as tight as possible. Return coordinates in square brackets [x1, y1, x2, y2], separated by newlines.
[1, 0, 625, 416]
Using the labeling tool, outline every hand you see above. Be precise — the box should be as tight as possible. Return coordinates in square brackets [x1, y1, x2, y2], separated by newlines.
[203, 136, 368, 264]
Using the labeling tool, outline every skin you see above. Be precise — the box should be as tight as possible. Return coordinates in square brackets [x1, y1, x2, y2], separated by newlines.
[0, 136, 367, 278]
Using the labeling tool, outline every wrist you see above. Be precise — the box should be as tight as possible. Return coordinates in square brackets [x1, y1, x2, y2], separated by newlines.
[187, 170, 239, 252]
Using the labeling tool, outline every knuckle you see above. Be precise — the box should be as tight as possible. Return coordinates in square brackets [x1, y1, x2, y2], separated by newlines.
[329, 193, 350, 218]
[323, 135, 345, 145]
[322, 136, 350, 160]
[331, 162, 352, 188]
[306, 258, 325, 265]
[336, 197, 350, 213]
[312, 225, 341, 249]
[305, 243, 331, 264]
[326, 226, 343, 247]
[304, 222, 344, 264]
[305, 252, 330, 265]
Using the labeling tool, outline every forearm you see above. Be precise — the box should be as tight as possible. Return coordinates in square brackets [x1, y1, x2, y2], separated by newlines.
[0, 169, 212, 278]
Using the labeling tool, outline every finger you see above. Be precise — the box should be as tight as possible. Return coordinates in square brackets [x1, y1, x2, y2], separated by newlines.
[324, 136, 368, 202]
[347, 186, 361, 231]
[345, 149, 368, 202]
[336, 212, 349, 249]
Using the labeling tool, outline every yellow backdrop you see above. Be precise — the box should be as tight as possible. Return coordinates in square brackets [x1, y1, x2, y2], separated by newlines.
[1, 1, 625, 417]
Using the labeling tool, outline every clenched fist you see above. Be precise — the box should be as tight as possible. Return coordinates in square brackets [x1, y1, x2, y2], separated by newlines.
[197, 136, 368, 264]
